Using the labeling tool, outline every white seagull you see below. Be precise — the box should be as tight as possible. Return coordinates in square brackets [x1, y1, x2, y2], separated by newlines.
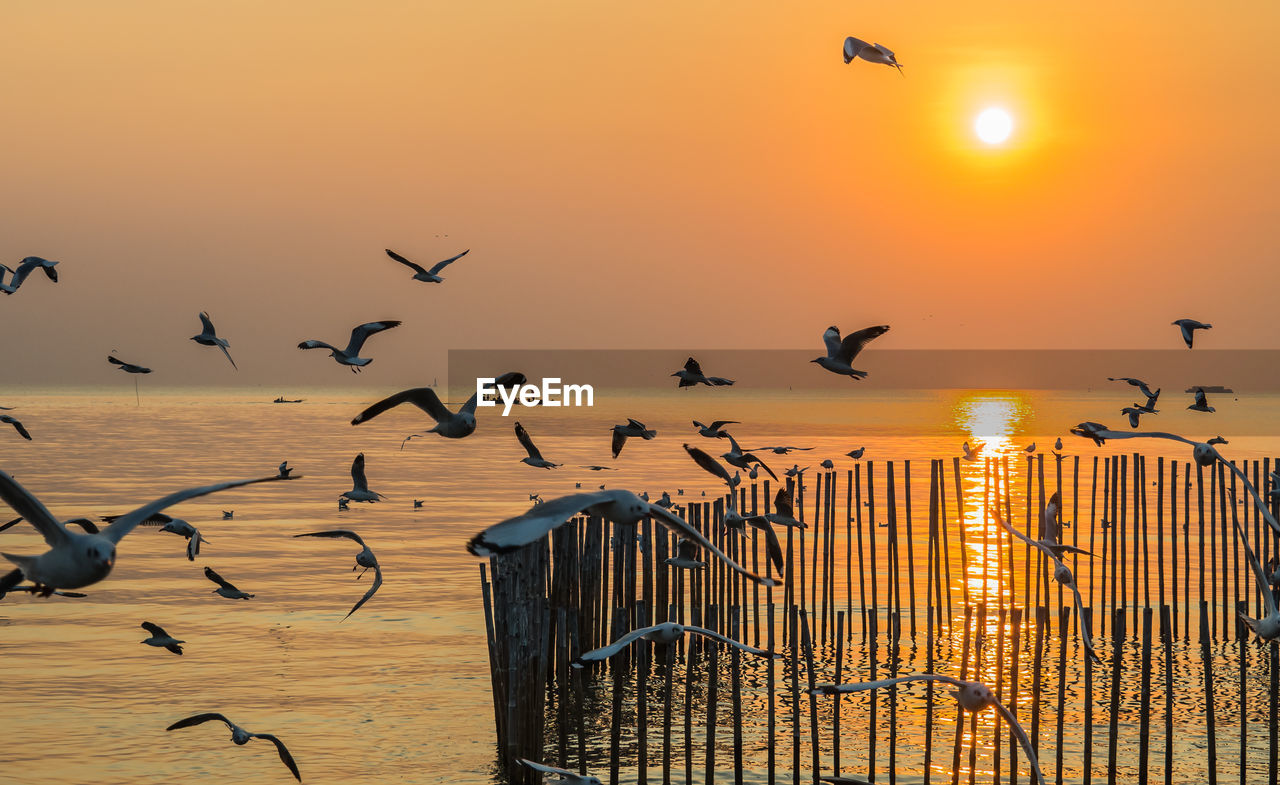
[811, 676, 1043, 785]
[350, 373, 526, 438]
[102, 512, 207, 562]
[515, 422, 561, 469]
[385, 248, 468, 284]
[1172, 318, 1212, 348]
[293, 529, 382, 620]
[140, 621, 185, 655]
[166, 713, 300, 781]
[190, 312, 237, 369]
[0, 256, 59, 294]
[1233, 513, 1280, 640]
[664, 538, 704, 570]
[517, 759, 602, 785]
[572, 621, 777, 667]
[812, 325, 890, 379]
[0, 471, 290, 594]
[842, 37, 903, 74]
[298, 320, 402, 373]
[467, 489, 778, 586]
[203, 566, 253, 599]
[672, 357, 734, 388]
[611, 418, 656, 458]
[341, 453, 385, 502]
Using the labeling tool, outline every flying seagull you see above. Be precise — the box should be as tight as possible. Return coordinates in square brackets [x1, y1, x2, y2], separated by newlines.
[672, 357, 734, 388]
[722, 435, 778, 480]
[1172, 318, 1211, 349]
[293, 530, 382, 620]
[812, 324, 890, 379]
[0, 471, 291, 594]
[467, 489, 778, 586]
[385, 248, 468, 284]
[611, 418, 656, 458]
[693, 419, 738, 438]
[350, 373, 526, 438]
[0, 256, 59, 294]
[962, 441, 983, 461]
[580, 465, 615, 472]
[1120, 406, 1150, 429]
[277, 461, 293, 479]
[1232, 513, 1280, 640]
[190, 312, 237, 369]
[341, 453, 385, 502]
[748, 445, 815, 455]
[515, 422, 561, 469]
[166, 713, 300, 781]
[811, 676, 1043, 785]
[517, 759, 602, 785]
[140, 621, 185, 655]
[203, 566, 254, 599]
[1187, 388, 1215, 413]
[1107, 376, 1158, 401]
[0, 415, 31, 441]
[664, 538, 704, 570]
[765, 487, 805, 529]
[107, 354, 152, 374]
[572, 622, 777, 667]
[683, 443, 738, 489]
[102, 511, 207, 561]
[298, 320, 402, 373]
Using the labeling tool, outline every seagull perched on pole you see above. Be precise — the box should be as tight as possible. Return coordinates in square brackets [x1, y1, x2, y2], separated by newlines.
[298, 320, 402, 373]
[293, 530, 382, 620]
[166, 713, 300, 781]
[693, 420, 738, 438]
[350, 373, 526, 438]
[341, 453, 384, 502]
[572, 621, 777, 667]
[672, 357, 734, 387]
[0, 470, 292, 594]
[611, 418, 656, 458]
[0, 256, 59, 294]
[385, 248, 468, 284]
[190, 312, 237, 369]
[514, 422, 561, 469]
[466, 489, 778, 586]
[812, 325, 890, 379]
[842, 37, 903, 74]
[1172, 318, 1212, 348]
[811, 676, 1043, 785]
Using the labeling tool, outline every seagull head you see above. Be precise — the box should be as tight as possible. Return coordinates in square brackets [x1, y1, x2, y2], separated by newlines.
[81, 537, 116, 577]
[1192, 443, 1217, 467]
[953, 681, 995, 712]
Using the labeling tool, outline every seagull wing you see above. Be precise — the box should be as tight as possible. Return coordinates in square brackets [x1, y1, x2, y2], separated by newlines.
[186, 530, 203, 561]
[427, 249, 469, 276]
[843, 36, 866, 63]
[836, 325, 890, 364]
[574, 624, 664, 664]
[467, 491, 615, 555]
[649, 503, 779, 587]
[0, 516, 23, 532]
[352, 387, 451, 425]
[198, 312, 217, 337]
[342, 562, 382, 621]
[350, 454, 370, 492]
[166, 712, 235, 732]
[991, 698, 1047, 785]
[216, 343, 237, 370]
[384, 249, 427, 274]
[773, 488, 794, 519]
[1057, 557, 1102, 663]
[1194, 388, 1209, 408]
[746, 518, 786, 574]
[683, 443, 734, 485]
[683, 625, 775, 657]
[101, 474, 293, 544]
[611, 429, 627, 459]
[993, 510, 1043, 554]
[0, 471, 70, 547]
[141, 621, 169, 637]
[1179, 322, 1194, 347]
[519, 758, 583, 779]
[459, 392, 480, 416]
[1234, 511, 1279, 615]
[822, 326, 842, 358]
[514, 422, 544, 461]
[709, 420, 738, 430]
[107, 355, 126, 366]
[2, 416, 31, 440]
[203, 566, 239, 591]
[873, 43, 895, 58]
[297, 339, 340, 352]
[294, 529, 366, 546]
[249, 733, 302, 782]
[683, 357, 703, 376]
[748, 455, 779, 481]
[344, 320, 402, 356]
[813, 673, 965, 695]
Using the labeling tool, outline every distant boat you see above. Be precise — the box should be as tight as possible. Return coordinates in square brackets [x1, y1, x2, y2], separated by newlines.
[1185, 385, 1233, 394]
[273, 396, 305, 403]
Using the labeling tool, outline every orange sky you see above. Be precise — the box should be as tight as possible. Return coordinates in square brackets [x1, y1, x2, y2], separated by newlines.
[1, 1, 1277, 385]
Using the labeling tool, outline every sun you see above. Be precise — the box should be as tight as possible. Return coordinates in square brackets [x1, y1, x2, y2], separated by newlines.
[974, 107, 1014, 145]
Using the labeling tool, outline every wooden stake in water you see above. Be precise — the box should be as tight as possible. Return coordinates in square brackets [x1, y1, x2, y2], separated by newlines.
[1138, 607, 1153, 784]
[1200, 602, 1217, 785]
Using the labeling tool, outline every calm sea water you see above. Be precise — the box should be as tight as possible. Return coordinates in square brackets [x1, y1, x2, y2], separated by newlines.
[1, 386, 1276, 784]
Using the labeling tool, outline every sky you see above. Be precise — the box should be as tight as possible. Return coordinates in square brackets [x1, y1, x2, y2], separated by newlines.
[1, 1, 1277, 386]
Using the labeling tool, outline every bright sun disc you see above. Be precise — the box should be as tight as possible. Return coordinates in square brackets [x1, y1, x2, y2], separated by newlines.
[974, 107, 1013, 145]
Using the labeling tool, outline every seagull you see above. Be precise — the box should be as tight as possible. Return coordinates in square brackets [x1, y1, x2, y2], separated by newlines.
[0, 256, 59, 294]
[413, 499, 425, 508]
[842, 37, 903, 74]
[812, 325, 890, 379]
[102, 512, 207, 562]
[766, 487, 805, 529]
[1208, 435, 1229, 445]
[785, 465, 809, 478]
[107, 354, 152, 374]
[693, 420, 738, 438]
[297, 320, 402, 373]
[293, 530, 382, 620]
[748, 445, 815, 455]
[811, 676, 1043, 785]
[722, 504, 785, 573]
[683, 443, 738, 489]
[515, 422, 561, 469]
[517, 758, 602, 785]
[962, 441, 983, 461]
[655, 491, 674, 508]
[337, 498, 349, 511]
[664, 538, 704, 570]
[467, 489, 778, 586]
[846, 447, 866, 459]
[203, 566, 253, 599]
[341, 453, 385, 502]
[1187, 388, 1215, 413]
[611, 418, 656, 458]
[1133, 395, 1160, 414]
[580, 466, 615, 472]
[572, 622, 776, 667]
[820, 459, 835, 469]
[1232, 513, 1280, 641]
[1121, 406, 1150, 428]
[190, 312, 237, 370]
[1265, 556, 1280, 591]
[385, 248, 469, 284]
[222, 510, 234, 520]
[1053, 438, 1063, 451]
[277, 461, 293, 479]
[0, 415, 31, 441]
[140, 621, 185, 655]
[672, 357, 734, 388]
[166, 713, 301, 781]
[0, 471, 291, 594]
[722, 435, 778, 480]
[350, 373, 526, 438]
[1106, 376, 1159, 400]
[1023, 443, 1036, 454]
[1172, 319, 1212, 348]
